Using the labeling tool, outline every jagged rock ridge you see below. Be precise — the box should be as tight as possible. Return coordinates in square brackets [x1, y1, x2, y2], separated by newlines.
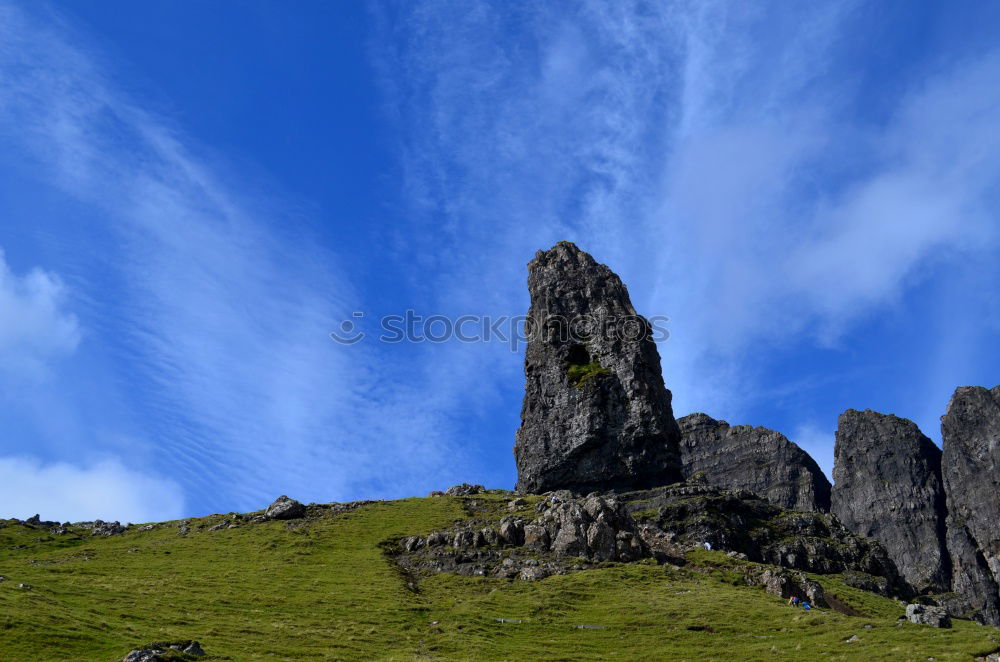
[678, 413, 831, 512]
[831, 409, 950, 594]
[514, 242, 683, 494]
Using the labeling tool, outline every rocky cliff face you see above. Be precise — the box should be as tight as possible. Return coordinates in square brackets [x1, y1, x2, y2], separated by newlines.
[831, 410, 950, 594]
[678, 413, 831, 512]
[941, 386, 1000, 625]
[514, 242, 683, 494]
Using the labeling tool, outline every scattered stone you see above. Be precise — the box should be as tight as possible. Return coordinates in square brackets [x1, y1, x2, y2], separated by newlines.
[507, 498, 527, 512]
[832, 410, 950, 594]
[905, 603, 952, 628]
[427, 491, 444, 497]
[18, 583, 31, 590]
[136, 524, 155, 532]
[844, 635, 859, 643]
[514, 242, 683, 494]
[264, 496, 306, 521]
[120, 640, 206, 661]
[444, 484, 485, 496]
[678, 413, 831, 512]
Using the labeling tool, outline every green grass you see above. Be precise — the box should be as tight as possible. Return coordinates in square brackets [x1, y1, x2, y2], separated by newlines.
[1, 497, 999, 661]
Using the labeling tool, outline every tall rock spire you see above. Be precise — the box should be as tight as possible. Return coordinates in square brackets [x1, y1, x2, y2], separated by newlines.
[514, 242, 683, 493]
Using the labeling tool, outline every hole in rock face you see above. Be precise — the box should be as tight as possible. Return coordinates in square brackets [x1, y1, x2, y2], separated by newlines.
[566, 344, 590, 366]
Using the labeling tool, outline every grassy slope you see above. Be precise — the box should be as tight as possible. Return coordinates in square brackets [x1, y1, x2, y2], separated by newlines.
[1, 494, 998, 661]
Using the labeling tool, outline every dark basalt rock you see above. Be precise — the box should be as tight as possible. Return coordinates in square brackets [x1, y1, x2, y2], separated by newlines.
[678, 413, 831, 512]
[941, 386, 1000, 625]
[514, 242, 683, 494]
[831, 410, 950, 594]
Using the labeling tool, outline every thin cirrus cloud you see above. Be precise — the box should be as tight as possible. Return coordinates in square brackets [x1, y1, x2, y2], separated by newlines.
[0, 1, 466, 517]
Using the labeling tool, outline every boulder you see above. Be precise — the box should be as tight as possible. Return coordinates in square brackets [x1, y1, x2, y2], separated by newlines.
[678, 413, 831, 512]
[264, 495, 306, 521]
[514, 242, 683, 494]
[941, 386, 1000, 626]
[904, 603, 951, 628]
[831, 410, 950, 594]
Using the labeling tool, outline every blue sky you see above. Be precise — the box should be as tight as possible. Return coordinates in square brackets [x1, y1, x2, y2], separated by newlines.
[1, 1, 999, 522]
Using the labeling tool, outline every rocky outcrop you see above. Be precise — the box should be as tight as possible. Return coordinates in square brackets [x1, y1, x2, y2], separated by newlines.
[396, 493, 650, 580]
[514, 242, 683, 494]
[831, 410, 950, 594]
[678, 413, 831, 512]
[397, 485, 907, 599]
[941, 386, 1000, 625]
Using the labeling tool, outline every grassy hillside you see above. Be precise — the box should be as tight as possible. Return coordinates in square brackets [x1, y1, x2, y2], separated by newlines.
[1, 494, 998, 661]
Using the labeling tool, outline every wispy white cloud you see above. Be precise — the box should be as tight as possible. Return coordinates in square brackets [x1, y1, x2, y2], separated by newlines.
[0, 249, 79, 382]
[0, 455, 184, 523]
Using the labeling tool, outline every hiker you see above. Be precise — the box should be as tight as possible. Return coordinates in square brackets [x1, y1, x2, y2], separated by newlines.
[702, 541, 712, 551]
[802, 602, 811, 611]
[788, 596, 799, 607]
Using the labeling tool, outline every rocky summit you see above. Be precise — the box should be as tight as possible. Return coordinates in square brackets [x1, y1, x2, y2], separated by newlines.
[514, 242, 683, 494]
[942, 386, 1000, 625]
[831, 409, 950, 594]
[677, 413, 831, 512]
